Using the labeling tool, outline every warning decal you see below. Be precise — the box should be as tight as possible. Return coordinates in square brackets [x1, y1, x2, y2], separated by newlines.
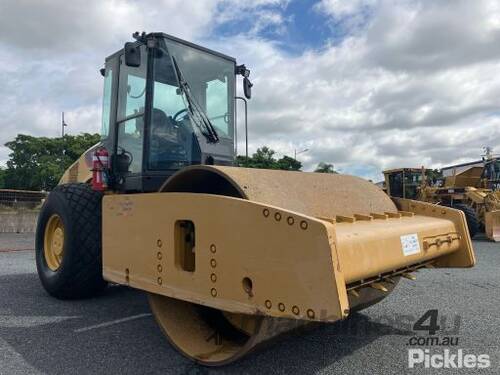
[400, 233, 420, 256]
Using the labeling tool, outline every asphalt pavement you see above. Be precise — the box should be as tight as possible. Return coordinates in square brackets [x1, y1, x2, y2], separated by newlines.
[0, 233, 499, 374]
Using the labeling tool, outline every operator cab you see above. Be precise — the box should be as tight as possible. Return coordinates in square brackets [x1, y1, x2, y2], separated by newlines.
[483, 157, 500, 191]
[383, 168, 430, 199]
[100, 32, 251, 192]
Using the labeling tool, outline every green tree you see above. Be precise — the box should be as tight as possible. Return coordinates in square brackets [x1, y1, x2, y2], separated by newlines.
[425, 169, 442, 185]
[249, 146, 277, 169]
[236, 146, 302, 171]
[276, 155, 301, 171]
[0, 167, 5, 188]
[4, 133, 100, 191]
[314, 162, 337, 173]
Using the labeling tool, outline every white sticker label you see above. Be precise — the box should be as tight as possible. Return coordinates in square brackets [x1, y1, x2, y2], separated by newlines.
[400, 234, 420, 256]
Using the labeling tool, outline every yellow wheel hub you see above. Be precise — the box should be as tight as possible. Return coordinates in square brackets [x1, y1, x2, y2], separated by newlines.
[44, 214, 65, 271]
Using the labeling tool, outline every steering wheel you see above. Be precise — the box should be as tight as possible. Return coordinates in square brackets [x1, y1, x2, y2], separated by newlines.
[173, 108, 188, 122]
[127, 85, 146, 99]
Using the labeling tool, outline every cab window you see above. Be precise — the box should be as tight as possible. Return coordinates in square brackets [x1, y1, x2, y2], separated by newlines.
[117, 118, 144, 174]
[100, 68, 113, 138]
[117, 46, 147, 121]
[116, 45, 147, 174]
[206, 77, 229, 137]
[148, 42, 192, 170]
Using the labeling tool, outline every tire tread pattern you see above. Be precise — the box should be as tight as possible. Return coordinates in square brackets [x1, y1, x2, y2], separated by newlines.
[37, 183, 106, 299]
[452, 203, 480, 238]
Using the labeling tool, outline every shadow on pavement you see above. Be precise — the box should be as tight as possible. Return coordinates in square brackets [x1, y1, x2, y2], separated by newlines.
[1, 272, 412, 375]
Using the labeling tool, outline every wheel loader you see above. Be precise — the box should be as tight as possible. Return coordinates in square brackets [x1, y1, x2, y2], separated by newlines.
[383, 164, 500, 242]
[37, 32, 476, 366]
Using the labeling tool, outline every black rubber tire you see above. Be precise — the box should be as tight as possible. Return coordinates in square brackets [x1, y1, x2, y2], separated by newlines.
[35, 183, 107, 299]
[452, 203, 480, 238]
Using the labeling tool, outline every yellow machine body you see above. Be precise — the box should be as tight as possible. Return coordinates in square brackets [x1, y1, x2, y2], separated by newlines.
[36, 32, 479, 367]
[384, 166, 500, 242]
[101, 166, 475, 365]
[59, 144, 97, 184]
[443, 166, 484, 188]
[423, 186, 500, 243]
[484, 191, 500, 241]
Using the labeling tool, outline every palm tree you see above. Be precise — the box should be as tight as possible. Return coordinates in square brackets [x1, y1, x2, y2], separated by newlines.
[314, 162, 337, 174]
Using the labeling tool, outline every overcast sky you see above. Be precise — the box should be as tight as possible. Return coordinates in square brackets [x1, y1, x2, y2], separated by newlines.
[0, 0, 499, 181]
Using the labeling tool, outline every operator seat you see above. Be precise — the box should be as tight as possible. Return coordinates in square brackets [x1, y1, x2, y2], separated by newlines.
[149, 108, 187, 168]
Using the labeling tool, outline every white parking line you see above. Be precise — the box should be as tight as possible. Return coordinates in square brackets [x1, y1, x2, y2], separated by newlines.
[0, 315, 77, 328]
[74, 313, 152, 333]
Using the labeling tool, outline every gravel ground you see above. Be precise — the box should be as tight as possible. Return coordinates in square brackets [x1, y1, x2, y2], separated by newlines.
[0, 233, 499, 374]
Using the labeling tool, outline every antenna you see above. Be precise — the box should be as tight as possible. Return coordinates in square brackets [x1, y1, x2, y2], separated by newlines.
[483, 146, 495, 161]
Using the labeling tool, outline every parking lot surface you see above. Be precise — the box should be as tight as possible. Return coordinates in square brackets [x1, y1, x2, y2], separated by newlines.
[0, 233, 499, 374]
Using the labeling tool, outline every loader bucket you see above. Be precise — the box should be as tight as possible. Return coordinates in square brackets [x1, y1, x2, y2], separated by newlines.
[102, 166, 475, 365]
[485, 211, 500, 242]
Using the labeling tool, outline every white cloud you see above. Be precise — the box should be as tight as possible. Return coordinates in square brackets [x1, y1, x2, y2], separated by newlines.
[366, 0, 500, 72]
[215, 0, 291, 37]
[0, 0, 220, 52]
[0, 0, 223, 165]
[223, 0, 500, 181]
[314, 0, 377, 18]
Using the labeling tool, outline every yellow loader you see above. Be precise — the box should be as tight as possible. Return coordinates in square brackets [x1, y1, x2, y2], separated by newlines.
[36, 32, 476, 366]
[484, 190, 500, 241]
[383, 164, 500, 242]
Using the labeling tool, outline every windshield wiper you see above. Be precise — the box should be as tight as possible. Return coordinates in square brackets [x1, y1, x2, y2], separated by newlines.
[171, 57, 219, 143]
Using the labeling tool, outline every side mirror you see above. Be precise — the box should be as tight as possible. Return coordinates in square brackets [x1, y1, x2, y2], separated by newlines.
[243, 77, 253, 99]
[124, 42, 141, 67]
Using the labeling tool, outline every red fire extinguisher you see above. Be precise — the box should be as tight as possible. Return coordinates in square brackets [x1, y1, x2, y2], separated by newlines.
[92, 147, 109, 191]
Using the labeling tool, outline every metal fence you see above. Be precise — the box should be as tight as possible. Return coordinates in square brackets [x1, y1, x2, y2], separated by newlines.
[0, 189, 47, 210]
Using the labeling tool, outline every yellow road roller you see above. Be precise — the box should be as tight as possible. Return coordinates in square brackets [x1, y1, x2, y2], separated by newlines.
[36, 32, 476, 366]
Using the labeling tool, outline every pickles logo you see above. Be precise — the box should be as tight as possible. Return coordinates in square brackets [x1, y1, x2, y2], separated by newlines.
[408, 349, 490, 369]
[407, 310, 491, 369]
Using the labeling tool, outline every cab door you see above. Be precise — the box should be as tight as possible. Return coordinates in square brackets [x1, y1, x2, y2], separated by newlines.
[112, 44, 149, 191]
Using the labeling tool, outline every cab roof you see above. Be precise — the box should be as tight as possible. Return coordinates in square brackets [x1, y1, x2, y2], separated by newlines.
[383, 168, 431, 174]
[105, 32, 236, 63]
